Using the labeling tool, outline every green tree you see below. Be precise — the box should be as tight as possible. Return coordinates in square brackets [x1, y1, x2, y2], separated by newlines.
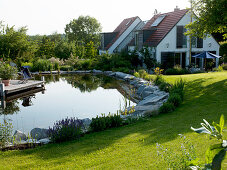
[54, 40, 76, 59]
[186, 0, 227, 39]
[85, 41, 97, 58]
[65, 16, 102, 47]
[75, 43, 85, 58]
[0, 23, 36, 61]
[36, 35, 55, 58]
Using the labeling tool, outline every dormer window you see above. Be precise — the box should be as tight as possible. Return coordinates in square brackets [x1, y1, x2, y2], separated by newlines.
[151, 15, 166, 27]
[126, 20, 131, 26]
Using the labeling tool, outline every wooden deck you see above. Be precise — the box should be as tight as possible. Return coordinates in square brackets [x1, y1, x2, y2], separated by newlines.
[0, 80, 44, 97]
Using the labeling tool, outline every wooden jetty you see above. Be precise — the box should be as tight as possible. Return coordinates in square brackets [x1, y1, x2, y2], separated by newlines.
[0, 80, 45, 97]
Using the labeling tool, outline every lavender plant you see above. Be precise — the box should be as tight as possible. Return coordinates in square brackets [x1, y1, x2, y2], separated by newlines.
[48, 117, 83, 143]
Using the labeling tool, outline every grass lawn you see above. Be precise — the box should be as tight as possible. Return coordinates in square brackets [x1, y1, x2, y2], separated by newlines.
[0, 71, 227, 169]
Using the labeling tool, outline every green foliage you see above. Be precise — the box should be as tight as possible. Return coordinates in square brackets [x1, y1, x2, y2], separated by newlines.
[212, 114, 225, 140]
[54, 40, 76, 60]
[185, 0, 227, 39]
[95, 53, 132, 72]
[222, 63, 227, 70]
[156, 135, 197, 169]
[21, 62, 33, 68]
[134, 69, 153, 81]
[165, 66, 190, 75]
[159, 102, 175, 114]
[36, 36, 55, 58]
[170, 78, 185, 100]
[213, 65, 224, 72]
[32, 59, 52, 72]
[0, 61, 18, 80]
[154, 75, 165, 86]
[191, 115, 226, 168]
[140, 46, 156, 70]
[219, 41, 227, 63]
[0, 119, 13, 148]
[90, 114, 123, 132]
[85, 41, 97, 59]
[65, 15, 102, 47]
[0, 24, 36, 61]
[167, 93, 182, 107]
[129, 49, 142, 68]
[80, 59, 92, 70]
[60, 65, 73, 71]
[159, 82, 171, 92]
[159, 79, 185, 113]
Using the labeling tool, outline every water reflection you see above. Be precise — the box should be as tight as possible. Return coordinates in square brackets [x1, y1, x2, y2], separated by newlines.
[0, 74, 135, 132]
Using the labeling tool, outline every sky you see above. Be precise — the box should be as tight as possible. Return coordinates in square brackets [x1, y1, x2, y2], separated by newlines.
[0, 0, 190, 35]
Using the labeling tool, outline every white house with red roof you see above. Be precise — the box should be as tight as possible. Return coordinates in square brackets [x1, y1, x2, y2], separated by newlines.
[99, 16, 144, 54]
[129, 8, 220, 68]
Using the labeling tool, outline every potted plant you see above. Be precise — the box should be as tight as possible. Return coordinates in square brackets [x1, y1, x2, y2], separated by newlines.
[0, 61, 18, 86]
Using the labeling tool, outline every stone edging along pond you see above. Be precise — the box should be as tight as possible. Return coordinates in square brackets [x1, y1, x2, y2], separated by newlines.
[6, 70, 169, 149]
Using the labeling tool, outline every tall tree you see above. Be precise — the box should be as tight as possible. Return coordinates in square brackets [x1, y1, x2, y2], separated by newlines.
[0, 23, 36, 61]
[65, 16, 102, 47]
[186, 0, 227, 39]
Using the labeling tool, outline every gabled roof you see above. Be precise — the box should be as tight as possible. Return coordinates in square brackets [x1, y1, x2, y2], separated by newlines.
[143, 9, 188, 47]
[105, 16, 139, 50]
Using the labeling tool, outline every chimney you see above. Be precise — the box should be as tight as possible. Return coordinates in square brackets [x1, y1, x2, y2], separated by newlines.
[174, 6, 180, 11]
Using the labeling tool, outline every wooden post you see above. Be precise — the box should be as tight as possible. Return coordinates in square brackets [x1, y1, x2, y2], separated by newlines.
[0, 83, 5, 97]
[41, 76, 45, 82]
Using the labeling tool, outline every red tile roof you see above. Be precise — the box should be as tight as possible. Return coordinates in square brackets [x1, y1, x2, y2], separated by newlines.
[105, 16, 139, 50]
[143, 9, 188, 46]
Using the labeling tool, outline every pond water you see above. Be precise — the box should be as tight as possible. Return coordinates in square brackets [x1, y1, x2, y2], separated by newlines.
[0, 74, 135, 133]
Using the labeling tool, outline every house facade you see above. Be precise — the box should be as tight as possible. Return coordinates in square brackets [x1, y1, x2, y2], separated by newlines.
[99, 16, 144, 54]
[128, 8, 220, 68]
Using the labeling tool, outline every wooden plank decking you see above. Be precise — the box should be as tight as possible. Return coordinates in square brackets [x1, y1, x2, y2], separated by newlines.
[1, 80, 44, 96]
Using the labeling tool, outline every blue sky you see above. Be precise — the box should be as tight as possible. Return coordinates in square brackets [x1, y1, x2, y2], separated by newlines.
[0, 0, 190, 35]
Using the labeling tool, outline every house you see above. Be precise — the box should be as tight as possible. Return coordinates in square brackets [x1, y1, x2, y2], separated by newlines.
[128, 8, 220, 68]
[99, 16, 144, 54]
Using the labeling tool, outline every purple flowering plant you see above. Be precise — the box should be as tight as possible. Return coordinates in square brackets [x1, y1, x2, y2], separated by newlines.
[48, 117, 83, 143]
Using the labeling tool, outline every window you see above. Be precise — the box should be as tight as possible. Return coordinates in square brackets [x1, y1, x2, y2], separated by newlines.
[176, 26, 187, 48]
[151, 15, 166, 27]
[191, 36, 203, 48]
[135, 32, 139, 46]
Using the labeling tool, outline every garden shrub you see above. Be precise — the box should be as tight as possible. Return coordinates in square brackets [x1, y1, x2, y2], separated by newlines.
[159, 81, 171, 92]
[90, 114, 123, 132]
[154, 75, 165, 86]
[222, 63, 227, 70]
[213, 65, 223, 72]
[159, 102, 175, 114]
[219, 41, 227, 63]
[60, 65, 73, 71]
[167, 93, 182, 107]
[48, 117, 83, 143]
[138, 69, 147, 79]
[32, 59, 52, 72]
[80, 59, 92, 70]
[112, 67, 130, 73]
[0, 120, 13, 148]
[134, 72, 140, 78]
[165, 67, 190, 75]
[170, 79, 185, 100]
